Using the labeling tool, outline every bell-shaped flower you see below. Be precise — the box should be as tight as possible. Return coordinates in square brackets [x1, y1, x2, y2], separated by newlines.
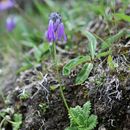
[0, 0, 14, 11]
[46, 19, 55, 42]
[6, 15, 16, 32]
[57, 22, 67, 41]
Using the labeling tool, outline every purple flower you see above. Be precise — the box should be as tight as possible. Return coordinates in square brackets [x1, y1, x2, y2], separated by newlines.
[46, 19, 55, 42]
[46, 12, 67, 42]
[6, 16, 16, 32]
[0, 0, 14, 11]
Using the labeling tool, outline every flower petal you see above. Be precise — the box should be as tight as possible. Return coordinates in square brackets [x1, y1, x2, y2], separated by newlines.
[53, 19, 60, 32]
[57, 23, 67, 41]
[46, 20, 55, 42]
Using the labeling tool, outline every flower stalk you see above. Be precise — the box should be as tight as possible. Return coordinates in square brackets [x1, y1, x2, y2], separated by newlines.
[50, 42, 57, 66]
[59, 86, 69, 111]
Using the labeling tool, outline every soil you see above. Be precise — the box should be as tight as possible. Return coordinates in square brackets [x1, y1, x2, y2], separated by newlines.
[0, 45, 130, 130]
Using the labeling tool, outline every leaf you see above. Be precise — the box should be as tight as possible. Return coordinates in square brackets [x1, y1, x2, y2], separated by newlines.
[21, 40, 35, 48]
[12, 113, 22, 130]
[65, 127, 78, 130]
[107, 55, 118, 70]
[77, 114, 85, 127]
[84, 31, 97, 59]
[75, 63, 93, 85]
[107, 55, 114, 70]
[63, 55, 91, 76]
[16, 63, 33, 74]
[83, 101, 91, 119]
[96, 50, 111, 58]
[34, 1, 48, 17]
[34, 46, 42, 62]
[0, 112, 6, 117]
[115, 13, 130, 22]
[101, 29, 126, 50]
[66, 101, 97, 130]
[69, 106, 83, 126]
[39, 42, 50, 54]
[87, 115, 97, 130]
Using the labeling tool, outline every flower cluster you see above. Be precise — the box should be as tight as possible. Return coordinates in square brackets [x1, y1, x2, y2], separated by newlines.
[46, 12, 67, 42]
[0, 0, 14, 11]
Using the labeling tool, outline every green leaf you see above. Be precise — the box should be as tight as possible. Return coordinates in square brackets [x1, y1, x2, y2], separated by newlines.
[65, 127, 78, 130]
[0, 112, 6, 117]
[115, 13, 130, 22]
[34, 1, 49, 17]
[75, 63, 93, 85]
[84, 31, 97, 59]
[87, 115, 97, 130]
[107, 55, 118, 70]
[66, 101, 97, 130]
[69, 106, 83, 127]
[39, 42, 50, 54]
[77, 114, 85, 127]
[34, 46, 42, 62]
[63, 55, 91, 76]
[101, 29, 126, 49]
[96, 50, 112, 58]
[107, 55, 114, 70]
[12, 113, 22, 130]
[16, 63, 33, 74]
[21, 40, 35, 48]
[70, 107, 82, 123]
[83, 101, 91, 119]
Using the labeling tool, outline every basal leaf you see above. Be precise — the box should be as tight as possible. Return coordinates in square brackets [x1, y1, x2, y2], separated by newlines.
[101, 29, 126, 50]
[63, 55, 91, 76]
[21, 40, 35, 47]
[34, 46, 42, 62]
[115, 13, 130, 22]
[75, 63, 93, 85]
[96, 50, 111, 58]
[85, 31, 97, 59]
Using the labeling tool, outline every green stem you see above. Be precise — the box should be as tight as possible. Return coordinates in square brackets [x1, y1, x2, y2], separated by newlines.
[60, 86, 69, 111]
[51, 42, 57, 66]
[50, 42, 69, 111]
